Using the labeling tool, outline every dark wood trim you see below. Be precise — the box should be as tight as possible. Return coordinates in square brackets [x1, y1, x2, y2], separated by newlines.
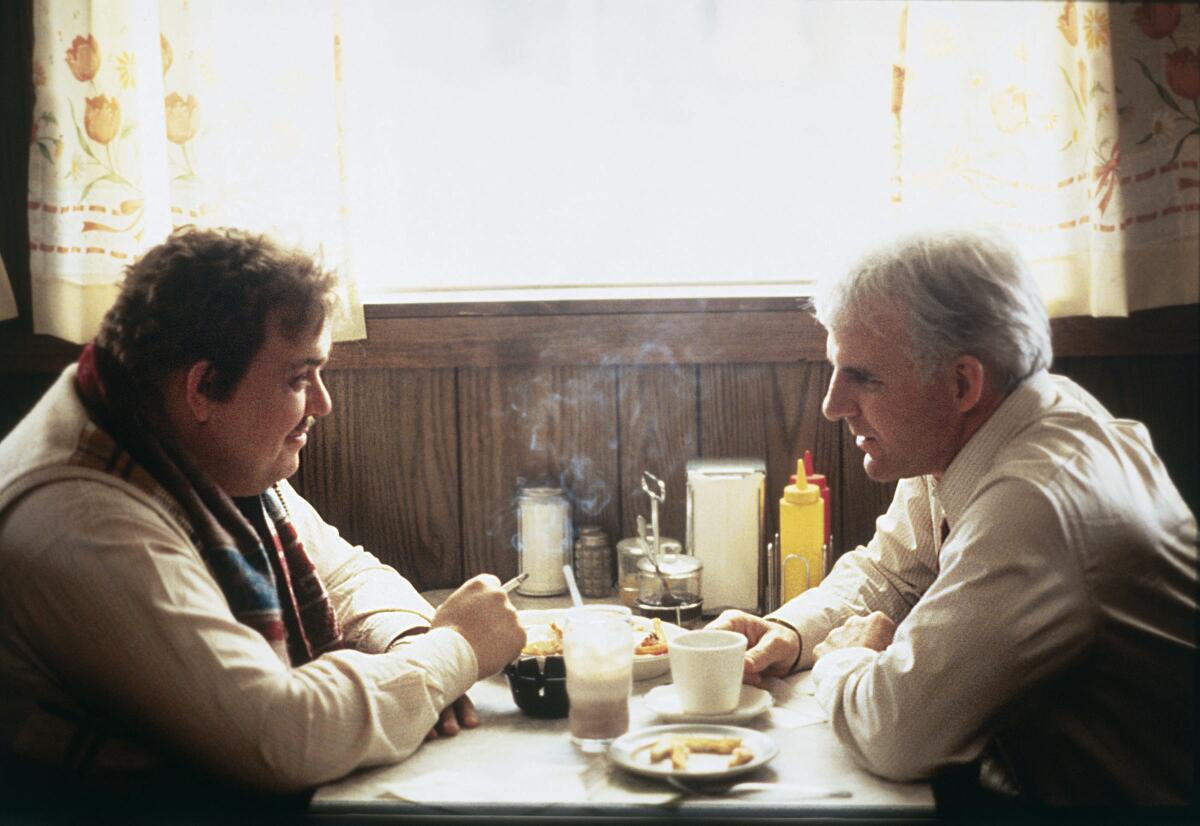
[1048, 304, 1199, 358]
[1, 302, 1195, 374]
[329, 309, 831, 370]
[365, 296, 811, 318]
[339, 301, 1200, 369]
[350, 302, 1200, 369]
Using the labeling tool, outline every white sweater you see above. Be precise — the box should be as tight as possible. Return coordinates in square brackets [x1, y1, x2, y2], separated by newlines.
[0, 365, 477, 792]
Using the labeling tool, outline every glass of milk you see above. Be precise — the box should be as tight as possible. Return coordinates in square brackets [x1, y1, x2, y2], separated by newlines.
[562, 605, 633, 752]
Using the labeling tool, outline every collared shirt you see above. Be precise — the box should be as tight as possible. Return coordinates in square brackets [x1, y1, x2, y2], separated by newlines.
[0, 367, 478, 792]
[768, 371, 1197, 804]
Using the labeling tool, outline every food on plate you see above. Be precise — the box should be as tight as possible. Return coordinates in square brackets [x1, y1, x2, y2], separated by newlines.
[643, 735, 752, 770]
[670, 744, 690, 770]
[729, 747, 754, 768]
[521, 621, 564, 656]
[634, 618, 670, 656]
[677, 736, 742, 755]
[649, 739, 674, 763]
[519, 614, 672, 659]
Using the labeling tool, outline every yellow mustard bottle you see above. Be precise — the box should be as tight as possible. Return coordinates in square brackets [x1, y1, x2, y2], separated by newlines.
[779, 458, 825, 602]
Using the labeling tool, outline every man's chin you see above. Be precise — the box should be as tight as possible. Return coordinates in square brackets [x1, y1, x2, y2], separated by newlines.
[862, 455, 900, 483]
[265, 454, 301, 488]
[279, 456, 301, 481]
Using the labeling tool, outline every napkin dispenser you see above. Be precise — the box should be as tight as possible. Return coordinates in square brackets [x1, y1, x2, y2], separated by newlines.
[685, 458, 766, 614]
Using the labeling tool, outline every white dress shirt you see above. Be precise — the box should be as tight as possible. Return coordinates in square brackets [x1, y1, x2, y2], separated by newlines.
[768, 371, 1196, 804]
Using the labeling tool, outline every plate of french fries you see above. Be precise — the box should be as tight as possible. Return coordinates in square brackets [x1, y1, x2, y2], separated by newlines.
[609, 724, 778, 781]
[517, 610, 684, 681]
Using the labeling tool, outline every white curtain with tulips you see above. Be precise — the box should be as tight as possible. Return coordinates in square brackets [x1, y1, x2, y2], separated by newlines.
[19, 1, 1198, 336]
[891, 1, 1199, 317]
[26, 0, 365, 344]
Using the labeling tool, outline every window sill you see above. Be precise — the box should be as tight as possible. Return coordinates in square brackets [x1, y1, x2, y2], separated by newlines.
[363, 290, 811, 319]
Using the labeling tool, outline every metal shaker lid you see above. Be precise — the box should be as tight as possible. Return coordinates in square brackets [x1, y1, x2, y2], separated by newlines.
[616, 536, 682, 556]
[518, 485, 565, 499]
[638, 553, 702, 575]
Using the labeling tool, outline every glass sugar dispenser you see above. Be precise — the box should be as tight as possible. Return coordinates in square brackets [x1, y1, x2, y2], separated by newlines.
[515, 484, 571, 596]
[636, 548, 703, 628]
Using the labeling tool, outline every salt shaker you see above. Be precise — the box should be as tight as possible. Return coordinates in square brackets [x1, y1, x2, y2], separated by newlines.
[573, 525, 613, 598]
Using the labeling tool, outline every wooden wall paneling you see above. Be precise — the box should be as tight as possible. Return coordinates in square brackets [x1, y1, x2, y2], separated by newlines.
[1053, 354, 1199, 515]
[457, 365, 620, 582]
[696, 362, 840, 552]
[292, 368, 461, 591]
[616, 364, 698, 546]
[549, 367, 623, 549]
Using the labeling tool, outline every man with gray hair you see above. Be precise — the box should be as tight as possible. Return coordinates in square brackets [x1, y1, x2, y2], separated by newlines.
[710, 229, 1197, 807]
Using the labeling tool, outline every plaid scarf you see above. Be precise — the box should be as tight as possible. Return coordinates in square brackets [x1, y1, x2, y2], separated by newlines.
[72, 341, 343, 666]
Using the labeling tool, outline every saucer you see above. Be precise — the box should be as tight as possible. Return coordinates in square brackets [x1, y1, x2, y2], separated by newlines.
[644, 684, 773, 723]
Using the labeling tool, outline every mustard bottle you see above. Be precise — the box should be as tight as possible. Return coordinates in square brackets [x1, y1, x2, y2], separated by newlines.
[779, 458, 825, 602]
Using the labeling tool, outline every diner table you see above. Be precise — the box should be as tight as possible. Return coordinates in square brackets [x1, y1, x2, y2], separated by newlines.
[310, 590, 936, 821]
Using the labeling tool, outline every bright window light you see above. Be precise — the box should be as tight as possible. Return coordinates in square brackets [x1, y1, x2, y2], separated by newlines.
[337, 1, 898, 302]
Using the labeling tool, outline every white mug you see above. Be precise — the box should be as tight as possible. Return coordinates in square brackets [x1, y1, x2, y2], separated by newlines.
[668, 629, 747, 715]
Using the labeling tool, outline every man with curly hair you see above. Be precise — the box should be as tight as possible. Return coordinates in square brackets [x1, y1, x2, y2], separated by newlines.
[0, 227, 525, 809]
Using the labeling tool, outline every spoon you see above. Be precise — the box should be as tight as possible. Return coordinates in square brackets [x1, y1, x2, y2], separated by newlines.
[665, 776, 852, 799]
[637, 515, 680, 606]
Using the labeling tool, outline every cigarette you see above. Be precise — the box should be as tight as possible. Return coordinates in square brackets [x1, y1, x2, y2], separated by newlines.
[501, 572, 529, 593]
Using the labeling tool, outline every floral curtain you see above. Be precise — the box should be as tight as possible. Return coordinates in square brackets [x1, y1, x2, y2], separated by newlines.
[891, 1, 1199, 317]
[27, 0, 365, 344]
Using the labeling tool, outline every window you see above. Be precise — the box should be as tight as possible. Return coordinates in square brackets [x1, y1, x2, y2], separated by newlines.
[337, 1, 897, 303]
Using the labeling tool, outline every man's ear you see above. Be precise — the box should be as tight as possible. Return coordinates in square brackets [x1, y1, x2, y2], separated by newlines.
[950, 355, 986, 413]
[183, 360, 218, 422]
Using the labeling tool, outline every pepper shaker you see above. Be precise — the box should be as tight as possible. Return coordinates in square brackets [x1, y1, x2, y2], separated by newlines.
[573, 525, 613, 598]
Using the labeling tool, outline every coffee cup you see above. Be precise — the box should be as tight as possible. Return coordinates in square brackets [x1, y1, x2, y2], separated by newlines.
[668, 629, 747, 715]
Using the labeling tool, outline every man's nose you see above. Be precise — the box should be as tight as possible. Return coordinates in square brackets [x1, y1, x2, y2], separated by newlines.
[309, 374, 333, 418]
[822, 374, 853, 422]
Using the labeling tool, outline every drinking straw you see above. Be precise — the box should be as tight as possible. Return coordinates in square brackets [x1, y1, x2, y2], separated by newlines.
[562, 564, 584, 608]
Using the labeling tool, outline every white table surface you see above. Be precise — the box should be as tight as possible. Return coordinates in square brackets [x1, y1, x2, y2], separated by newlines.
[310, 591, 935, 820]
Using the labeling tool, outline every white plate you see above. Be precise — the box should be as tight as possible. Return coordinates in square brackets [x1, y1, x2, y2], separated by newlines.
[644, 684, 773, 723]
[516, 610, 683, 681]
[609, 723, 778, 781]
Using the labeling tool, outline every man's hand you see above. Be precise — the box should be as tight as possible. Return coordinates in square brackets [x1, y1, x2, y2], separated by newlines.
[705, 610, 800, 687]
[812, 611, 896, 660]
[425, 695, 479, 741]
[432, 574, 525, 679]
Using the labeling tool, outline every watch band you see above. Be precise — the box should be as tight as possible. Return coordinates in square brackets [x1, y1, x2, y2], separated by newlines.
[764, 616, 804, 674]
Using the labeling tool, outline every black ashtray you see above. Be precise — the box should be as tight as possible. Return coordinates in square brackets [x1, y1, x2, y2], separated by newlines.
[504, 656, 568, 719]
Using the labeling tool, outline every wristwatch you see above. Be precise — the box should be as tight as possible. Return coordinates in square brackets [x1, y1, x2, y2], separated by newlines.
[764, 616, 804, 674]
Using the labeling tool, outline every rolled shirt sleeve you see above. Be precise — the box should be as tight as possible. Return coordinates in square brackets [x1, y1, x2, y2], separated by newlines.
[810, 478, 1093, 780]
[768, 476, 941, 671]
